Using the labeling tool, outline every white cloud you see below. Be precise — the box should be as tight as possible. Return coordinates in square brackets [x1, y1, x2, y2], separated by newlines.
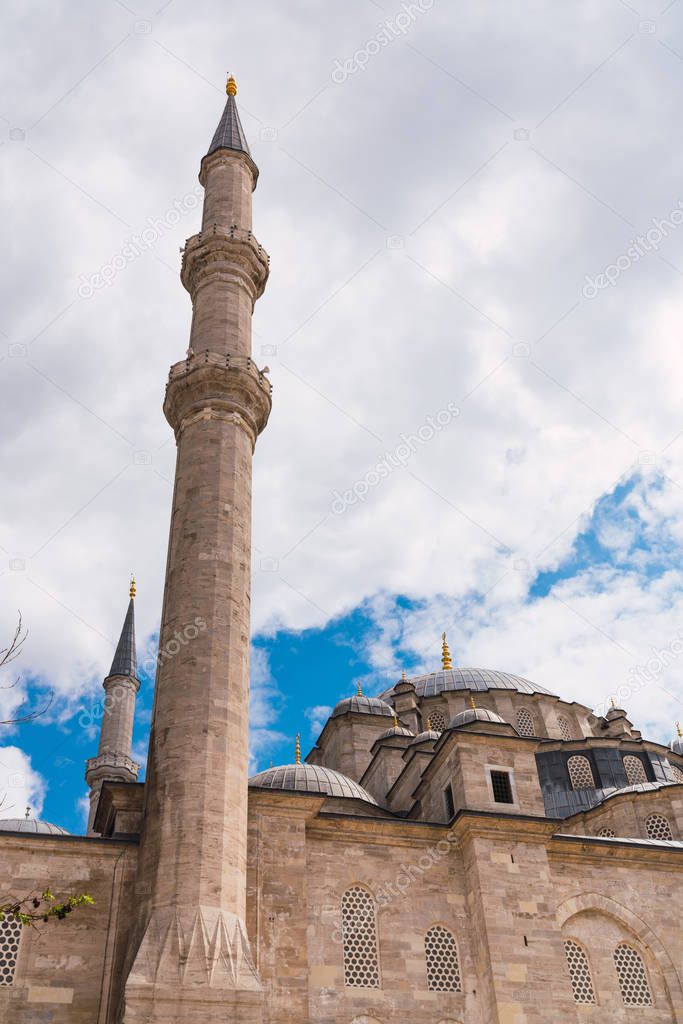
[0, 746, 47, 820]
[2, 2, 683, 750]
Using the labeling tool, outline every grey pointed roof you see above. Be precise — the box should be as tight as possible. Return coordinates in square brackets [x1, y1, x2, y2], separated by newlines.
[207, 94, 251, 158]
[108, 598, 137, 680]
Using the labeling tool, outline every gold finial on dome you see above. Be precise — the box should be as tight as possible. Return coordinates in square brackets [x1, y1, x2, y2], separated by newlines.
[441, 632, 453, 670]
[226, 73, 237, 96]
[469, 693, 476, 710]
[130, 574, 136, 600]
[393, 714, 399, 728]
[426, 717, 432, 731]
[357, 681, 363, 697]
[401, 669, 407, 681]
[295, 733, 301, 764]
[676, 720, 682, 738]
[610, 696, 616, 709]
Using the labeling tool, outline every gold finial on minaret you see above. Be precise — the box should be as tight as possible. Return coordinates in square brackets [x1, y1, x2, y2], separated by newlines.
[441, 632, 453, 670]
[129, 574, 136, 600]
[357, 681, 363, 696]
[295, 733, 301, 765]
[469, 693, 476, 710]
[226, 73, 237, 96]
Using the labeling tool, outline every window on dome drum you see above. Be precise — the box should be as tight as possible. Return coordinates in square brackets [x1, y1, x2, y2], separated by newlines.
[428, 709, 447, 732]
[597, 826, 616, 838]
[424, 925, 462, 992]
[341, 886, 380, 988]
[613, 943, 653, 1006]
[645, 813, 673, 841]
[516, 708, 535, 736]
[622, 755, 647, 786]
[443, 783, 455, 820]
[567, 755, 595, 790]
[563, 939, 596, 1004]
[490, 770, 514, 804]
[557, 715, 572, 741]
[0, 915, 22, 987]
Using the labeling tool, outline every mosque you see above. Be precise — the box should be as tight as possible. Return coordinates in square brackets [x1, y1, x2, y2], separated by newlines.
[0, 77, 681, 1024]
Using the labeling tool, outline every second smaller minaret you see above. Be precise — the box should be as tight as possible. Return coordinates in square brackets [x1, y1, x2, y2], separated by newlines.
[85, 579, 141, 835]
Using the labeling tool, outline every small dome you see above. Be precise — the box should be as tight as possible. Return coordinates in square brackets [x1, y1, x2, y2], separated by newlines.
[0, 817, 69, 836]
[376, 724, 414, 741]
[249, 763, 378, 805]
[409, 728, 441, 746]
[331, 694, 394, 719]
[450, 707, 507, 729]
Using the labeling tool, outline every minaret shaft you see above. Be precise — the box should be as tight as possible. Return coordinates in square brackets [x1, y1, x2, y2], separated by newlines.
[124, 84, 270, 1022]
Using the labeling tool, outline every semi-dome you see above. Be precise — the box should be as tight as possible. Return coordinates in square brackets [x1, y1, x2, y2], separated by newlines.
[0, 817, 68, 836]
[381, 667, 554, 700]
[249, 763, 378, 805]
[331, 694, 394, 719]
[450, 707, 508, 729]
[409, 728, 441, 746]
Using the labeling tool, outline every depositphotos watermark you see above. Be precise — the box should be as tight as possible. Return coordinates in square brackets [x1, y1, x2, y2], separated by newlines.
[331, 401, 459, 515]
[332, 0, 434, 83]
[582, 200, 683, 298]
[77, 186, 203, 298]
[593, 629, 683, 719]
[78, 617, 206, 729]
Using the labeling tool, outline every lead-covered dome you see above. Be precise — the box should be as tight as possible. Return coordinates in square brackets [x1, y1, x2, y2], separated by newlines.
[0, 817, 68, 835]
[331, 694, 394, 719]
[382, 667, 553, 700]
[409, 728, 442, 746]
[376, 724, 414, 741]
[450, 707, 508, 729]
[249, 763, 378, 805]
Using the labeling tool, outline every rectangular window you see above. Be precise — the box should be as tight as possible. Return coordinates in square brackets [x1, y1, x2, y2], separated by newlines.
[443, 783, 455, 819]
[490, 770, 514, 804]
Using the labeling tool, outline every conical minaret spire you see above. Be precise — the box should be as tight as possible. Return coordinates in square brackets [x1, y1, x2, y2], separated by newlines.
[125, 76, 271, 1021]
[85, 580, 141, 836]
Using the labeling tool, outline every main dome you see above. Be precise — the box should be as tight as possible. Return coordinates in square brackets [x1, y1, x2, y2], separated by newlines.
[0, 817, 68, 835]
[382, 667, 554, 700]
[249, 763, 378, 805]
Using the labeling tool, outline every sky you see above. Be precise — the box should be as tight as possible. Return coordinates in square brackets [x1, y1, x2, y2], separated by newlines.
[2, 0, 683, 833]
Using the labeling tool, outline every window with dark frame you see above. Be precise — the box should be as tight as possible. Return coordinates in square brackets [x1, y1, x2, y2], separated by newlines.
[443, 783, 455, 819]
[490, 770, 514, 804]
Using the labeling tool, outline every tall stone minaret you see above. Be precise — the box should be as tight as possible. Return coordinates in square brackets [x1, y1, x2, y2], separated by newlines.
[85, 579, 140, 835]
[124, 76, 271, 1024]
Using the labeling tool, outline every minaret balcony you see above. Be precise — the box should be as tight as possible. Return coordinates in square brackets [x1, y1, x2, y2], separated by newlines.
[180, 225, 269, 301]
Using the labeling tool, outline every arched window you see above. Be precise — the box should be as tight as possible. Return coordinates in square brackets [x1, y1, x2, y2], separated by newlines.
[613, 943, 653, 1006]
[516, 708, 535, 736]
[427, 709, 447, 732]
[424, 925, 462, 992]
[567, 755, 595, 790]
[645, 813, 673, 841]
[622, 755, 647, 785]
[597, 826, 616, 838]
[557, 715, 572, 741]
[341, 885, 380, 988]
[563, 938, 596, 1004]
[0, 915, 22, 987]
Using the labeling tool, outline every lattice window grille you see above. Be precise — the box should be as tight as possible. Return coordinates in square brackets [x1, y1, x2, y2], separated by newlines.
[341, 886, 380, 988]
[623, 755, 647, 786]
[0, 916, 22, 987]
[567, 755, 595, 790]
[597, 826, 616, 838]
[427, 709, 447, 732]
[670, 764, 683, 783]
[516, 708, 535, 736]
[563, 939, 596, 1004]
[425, 925, 462, 992]
[557, 715, 572, 741]
[613, 943, 653, 1006]
[645, 813, 673, 841]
